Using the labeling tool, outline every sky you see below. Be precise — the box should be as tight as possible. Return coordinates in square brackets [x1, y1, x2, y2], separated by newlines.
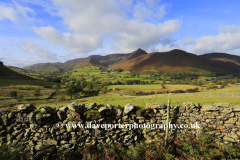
[1, 0, 240, 67]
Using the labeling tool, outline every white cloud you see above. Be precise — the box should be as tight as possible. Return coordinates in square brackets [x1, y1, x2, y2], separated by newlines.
[33, 0, 180, 54]
[157, 44, 187, 52]
[33, 26, 103, 54]
[190, 25, 240, 54]
[0, 5, 18, 22]
[13, 1, 35, 22]
[110, 19, 181, 53]
[133, 1, 166, 22]
[20, 40, 57, 60]
[183, 38, 195, 45]
[0, 1, 35, 23]
[2, 57, 45, 68]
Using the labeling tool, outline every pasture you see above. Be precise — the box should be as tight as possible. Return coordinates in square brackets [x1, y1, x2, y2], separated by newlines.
[1, 66, 240, 111]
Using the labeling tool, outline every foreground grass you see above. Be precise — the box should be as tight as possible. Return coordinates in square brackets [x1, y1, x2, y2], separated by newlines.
[1, 132, 240, 160]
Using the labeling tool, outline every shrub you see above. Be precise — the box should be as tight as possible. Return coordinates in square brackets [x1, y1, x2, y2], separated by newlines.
[171, 90, 185, 93]
[9, 91, 17, 98]
[185, 89, 194, 93]
[149, 91, 155, 95]
[101, 86, 108, 93]
[33, 89, 41, 99]
[43, 85, 52, 88]
[197, 80, 203, 86]
[55, 84, 61, 91]
[10, 84, 15, 89]
[17, 94, 24, 99]
[222, 81, 228, 86]
[206, 83, 217, 89]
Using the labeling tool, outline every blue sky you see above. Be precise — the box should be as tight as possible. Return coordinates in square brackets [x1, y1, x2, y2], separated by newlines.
[1, 0, 240, 67]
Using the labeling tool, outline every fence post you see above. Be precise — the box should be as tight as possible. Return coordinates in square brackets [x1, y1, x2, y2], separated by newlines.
[165, 99, 170, 145]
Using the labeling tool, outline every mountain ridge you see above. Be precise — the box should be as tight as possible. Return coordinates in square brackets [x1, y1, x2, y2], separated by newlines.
[20, 49, 240, 74]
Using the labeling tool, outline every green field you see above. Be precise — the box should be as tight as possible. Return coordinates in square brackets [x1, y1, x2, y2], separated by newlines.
[107, 84, 198, 90]
[2, 65, 240, 111]
[34, 93, 240, 109]
[0, 79, 57, 86]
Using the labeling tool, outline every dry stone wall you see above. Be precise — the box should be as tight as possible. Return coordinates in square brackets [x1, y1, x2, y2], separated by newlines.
[0, 101, 239, 157]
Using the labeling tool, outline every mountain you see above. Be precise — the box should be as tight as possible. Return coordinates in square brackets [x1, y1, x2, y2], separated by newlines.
[110, 49, 221, 73]
[199, 53, 240, 73]
[0, 62, 34, 80]
[62, 57, 104, 71]
[22, 62, 63, 73]
[22, 48, 240, 74]
[23, 57, 105, 72]
[0, 61, 39, 86]
[90, 53, 130, 67]
[6, 65, 27, 74]
[0, 62, 59, 86]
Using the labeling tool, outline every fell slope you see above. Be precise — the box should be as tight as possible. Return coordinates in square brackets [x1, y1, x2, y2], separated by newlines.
[200, 53, 240, 73]
[23, 57, 104, 72]
[22, 48, 240, 74]
[110, 49, 221, 73]
[0, 62, 35, 80]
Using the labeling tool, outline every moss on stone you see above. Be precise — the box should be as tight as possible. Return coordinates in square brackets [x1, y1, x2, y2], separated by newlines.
[36, 112, 43, 118]
[84, 110, 101, 119]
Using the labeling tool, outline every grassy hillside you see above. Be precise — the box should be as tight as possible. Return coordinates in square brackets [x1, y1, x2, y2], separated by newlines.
[23, 57, 105, 72]
[0, 62, 56, 86]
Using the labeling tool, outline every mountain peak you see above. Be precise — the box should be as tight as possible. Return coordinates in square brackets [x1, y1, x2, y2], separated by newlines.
[0, 61, 3, 66]
[133, 48, 147, 55]
[170, 49, 187, 53]
[136, 48, 143, 51]
[127, 48, 148, 60]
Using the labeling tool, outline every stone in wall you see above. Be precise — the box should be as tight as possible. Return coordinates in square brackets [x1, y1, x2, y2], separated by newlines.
[0, 101, 240, 158]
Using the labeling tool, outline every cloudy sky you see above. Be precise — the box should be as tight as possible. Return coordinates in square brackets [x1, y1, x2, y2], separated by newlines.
[1, 0, 240, 67]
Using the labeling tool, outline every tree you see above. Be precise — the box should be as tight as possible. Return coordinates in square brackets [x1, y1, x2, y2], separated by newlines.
[235, 78, 238, 84]
[161, 81, 166, 89]
[55, 84, 61, 91]
[9, 91, 17, 98]
[17, 94, 24, 100]
[65, 84, 77, 99]
[222, 81, 228, 86]
[10, 84, 15, 89]
[101, 86, 108, 93]
[88, 83, 94, 90]
[33, 89, 41, 99]
[161, 84, 165, 89]
[197, 80, 203, 86]
[206, 83, 216, 90]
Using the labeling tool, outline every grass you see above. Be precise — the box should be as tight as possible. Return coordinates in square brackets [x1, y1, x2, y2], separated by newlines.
[107, 84, 200, 90]
[0, 82, 240, 110]
[201, 84, 240, 93]
[30, 93, 240, 109]
[0, 79, 57, 86]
